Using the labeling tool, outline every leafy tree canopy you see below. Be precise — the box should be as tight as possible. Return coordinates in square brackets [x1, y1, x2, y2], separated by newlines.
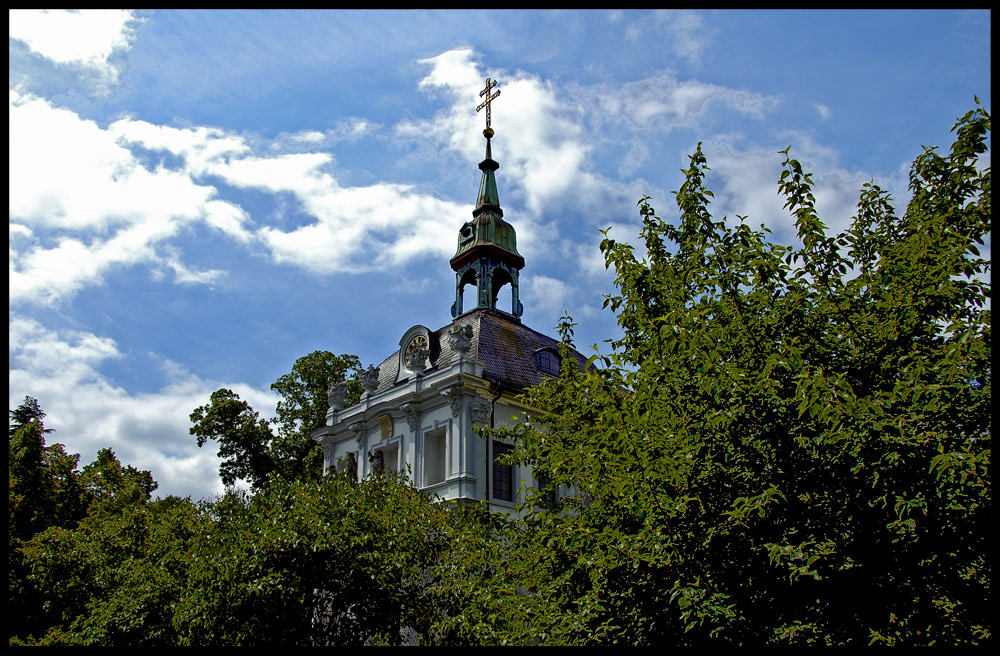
[492, 102, 991, 646]
[270, 350, 362, 481]
[189, 351, 362, 488]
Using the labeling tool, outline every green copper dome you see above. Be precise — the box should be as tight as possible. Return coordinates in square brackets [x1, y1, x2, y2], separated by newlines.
[450, 137, 523, 269]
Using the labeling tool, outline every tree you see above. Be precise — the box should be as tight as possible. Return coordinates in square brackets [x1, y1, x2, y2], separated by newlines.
[172, 471, 451, 646]
[20, 494, 206, 646]
[491, 103, 990, 645]
[80, 448, 158, 517]
[8, 400, 85, 643]
[18, 465, 504, 646]
[190, 389, 276, 489]
[190, 352, 362, 489]
[9, 395, 54, 437]
[270, 351, 362, 482]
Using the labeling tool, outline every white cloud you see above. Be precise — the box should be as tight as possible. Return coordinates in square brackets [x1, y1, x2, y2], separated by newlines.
[597, 71, 777, 129]
[399, 47, 779, 240]
[9, 315, 277, 500]
[9, 9, 143, 94]
[624, 10, 713, 69]
[258, 182, 466, 273]
[9, 84, 485, 299]
[700, 132, 877, 244]
[111, 114, 474, 275]
[524, 274, 574, 318]
[108, 119, 253, 177]
[814, 102, 833, 121]
[9, 92, 250, 306]
[159, 246, 228, 285]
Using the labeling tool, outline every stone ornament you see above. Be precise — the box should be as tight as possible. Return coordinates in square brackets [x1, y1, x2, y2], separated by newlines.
[350, 421, 366, 451]
[400, 402, 419, 432]
[447, 323, 475, 357]
[470, 398, 491, 424]
[440, 384, 463, 417]
[360, 364, 381, 395]
[327, 380, 349, 410]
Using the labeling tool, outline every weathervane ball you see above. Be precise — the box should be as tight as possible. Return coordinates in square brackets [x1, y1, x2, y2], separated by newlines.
[483, 127, 494, 139]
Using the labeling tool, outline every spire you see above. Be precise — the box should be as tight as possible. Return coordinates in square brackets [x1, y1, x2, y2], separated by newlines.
[449, 77, 524, 319]
[475, 135, 502, 216]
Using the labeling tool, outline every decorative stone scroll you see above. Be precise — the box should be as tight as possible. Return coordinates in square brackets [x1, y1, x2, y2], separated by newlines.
[399, 402, 419, 432]
[440, 384, 463, 418]
[350, 421, 366, 451]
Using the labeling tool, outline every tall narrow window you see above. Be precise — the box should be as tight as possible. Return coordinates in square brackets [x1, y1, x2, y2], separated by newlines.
[492, 441, 515, 502]
[378, 443, 399, 475]
[424, 428, 446, 487]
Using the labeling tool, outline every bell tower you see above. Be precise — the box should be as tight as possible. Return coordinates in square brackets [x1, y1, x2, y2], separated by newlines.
[450, 78, 525, 319]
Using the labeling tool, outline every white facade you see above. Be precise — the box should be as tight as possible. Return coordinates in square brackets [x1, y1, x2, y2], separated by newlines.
[311, 310, 567, 512]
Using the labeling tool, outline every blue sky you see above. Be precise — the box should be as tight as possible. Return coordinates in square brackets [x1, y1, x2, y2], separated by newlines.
[9, 10, 991, 500]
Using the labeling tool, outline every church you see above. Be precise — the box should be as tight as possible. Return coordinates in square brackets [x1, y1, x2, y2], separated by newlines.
[310, 79, 586, 512]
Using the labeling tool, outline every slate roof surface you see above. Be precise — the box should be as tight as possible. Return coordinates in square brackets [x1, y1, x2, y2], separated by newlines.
[369, 308, 588, 397]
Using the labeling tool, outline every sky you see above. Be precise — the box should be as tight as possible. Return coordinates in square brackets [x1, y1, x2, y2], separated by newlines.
[9, 9, 991, 500]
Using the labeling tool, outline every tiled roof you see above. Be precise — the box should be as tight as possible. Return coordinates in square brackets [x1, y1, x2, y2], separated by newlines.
[368, 308, 587, 396]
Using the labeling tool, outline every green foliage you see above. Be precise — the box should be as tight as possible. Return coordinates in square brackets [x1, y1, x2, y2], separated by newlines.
[173, 472, 446, 646]
[21, 495, 207, 645]
[270, 351, 362, 482]
[81, 448, 158, 516]
[9, 404, 160, 644]
[16, 442, 487, 646]
[9, 396, 53, 437]
[190, 351, 362, 488]
[189, 389, 276, 488]
[415, 503, 541, 646]
[490, 103, 990, 645]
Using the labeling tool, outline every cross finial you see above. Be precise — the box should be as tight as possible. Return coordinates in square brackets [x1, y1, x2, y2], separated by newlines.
[476, 77, 500, 138]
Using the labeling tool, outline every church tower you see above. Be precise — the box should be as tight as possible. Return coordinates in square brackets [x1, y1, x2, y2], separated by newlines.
[312, 77, 586, 513]
[449, 93, 525, 318]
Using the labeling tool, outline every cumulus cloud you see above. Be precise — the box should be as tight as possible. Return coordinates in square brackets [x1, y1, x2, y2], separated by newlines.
[394, 48, 779, 249]
[9, 316, 276, 499]
[9, 9, 144, 96]
[257, 182, 466, 273]
[9, 92, 249, 305]
[9, 86, 482, 304]
[108, 112, 474, 275]
[699, 132, 882, 245]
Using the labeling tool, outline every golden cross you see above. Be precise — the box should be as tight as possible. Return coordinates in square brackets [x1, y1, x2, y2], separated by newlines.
[476, 77, 500, 132]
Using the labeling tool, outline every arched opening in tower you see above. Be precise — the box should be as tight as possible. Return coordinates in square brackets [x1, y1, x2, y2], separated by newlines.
[492, 268, 514, 315]
[459, 268, 478, 314]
